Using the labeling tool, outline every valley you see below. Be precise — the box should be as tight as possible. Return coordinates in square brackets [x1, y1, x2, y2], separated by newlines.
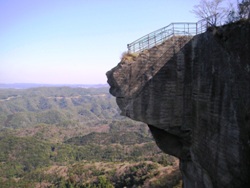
[0, 87, 181, 188]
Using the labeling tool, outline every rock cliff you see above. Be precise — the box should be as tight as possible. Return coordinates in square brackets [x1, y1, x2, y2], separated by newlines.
[106, 21, 250, 188]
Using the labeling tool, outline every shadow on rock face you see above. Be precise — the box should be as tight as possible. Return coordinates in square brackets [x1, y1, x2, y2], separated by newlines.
[148, 124, 191, 161]
[106, 21, 250, 188]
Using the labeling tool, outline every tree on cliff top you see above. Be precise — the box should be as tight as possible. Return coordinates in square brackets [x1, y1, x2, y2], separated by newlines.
[193, 0, 250, 25]
[237, 0, 250, 19]
[227, 0, 250, 23]
[191, 0, 227, 26]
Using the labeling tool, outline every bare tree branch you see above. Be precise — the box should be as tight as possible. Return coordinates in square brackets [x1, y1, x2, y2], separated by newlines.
[191, 0, 227, 26]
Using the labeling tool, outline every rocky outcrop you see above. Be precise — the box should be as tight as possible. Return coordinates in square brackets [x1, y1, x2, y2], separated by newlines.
[106, 21, 250, 188]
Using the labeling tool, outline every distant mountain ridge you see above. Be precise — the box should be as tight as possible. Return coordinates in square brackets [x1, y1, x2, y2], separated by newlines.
[0, 83, 109, 89]
[0, 87, 118, 129]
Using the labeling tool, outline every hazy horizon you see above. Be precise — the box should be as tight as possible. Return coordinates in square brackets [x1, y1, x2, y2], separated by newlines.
[0, 82, 109, 85]
[0, 0, 199, 84]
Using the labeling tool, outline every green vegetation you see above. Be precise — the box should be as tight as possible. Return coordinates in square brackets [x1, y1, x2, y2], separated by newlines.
[0, 87, 118, 129]
[0, 87, 181, 187]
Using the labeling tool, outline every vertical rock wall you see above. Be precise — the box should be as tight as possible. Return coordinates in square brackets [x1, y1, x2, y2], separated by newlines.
[106, 21, 250, 188]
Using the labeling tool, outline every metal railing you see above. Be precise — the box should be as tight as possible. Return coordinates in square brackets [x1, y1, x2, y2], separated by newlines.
[127, 17, 215, 53]
[127, 23, 196, 53]
[196, 18, 212, 34]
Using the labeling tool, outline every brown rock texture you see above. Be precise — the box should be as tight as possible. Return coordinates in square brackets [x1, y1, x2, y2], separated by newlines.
[106, 21, 250, 188]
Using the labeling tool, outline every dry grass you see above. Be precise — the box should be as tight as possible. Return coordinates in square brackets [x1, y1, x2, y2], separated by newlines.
[120, 51, 138, 62]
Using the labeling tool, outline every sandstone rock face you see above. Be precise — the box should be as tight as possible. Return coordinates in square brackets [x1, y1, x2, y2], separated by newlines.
[107, 22, 250, 188]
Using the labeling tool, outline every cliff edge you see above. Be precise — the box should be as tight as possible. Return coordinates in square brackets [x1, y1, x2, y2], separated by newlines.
[106, 21, 250, 188]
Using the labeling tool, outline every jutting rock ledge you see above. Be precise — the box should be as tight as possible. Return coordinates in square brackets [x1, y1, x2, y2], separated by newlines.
[106, 21, 250, 188]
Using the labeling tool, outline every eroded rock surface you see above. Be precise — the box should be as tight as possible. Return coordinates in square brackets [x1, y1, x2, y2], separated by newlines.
[107, 21, 250, 188]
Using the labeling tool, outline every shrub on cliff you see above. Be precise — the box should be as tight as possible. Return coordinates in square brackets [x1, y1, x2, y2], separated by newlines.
[120, 52, 138, 62]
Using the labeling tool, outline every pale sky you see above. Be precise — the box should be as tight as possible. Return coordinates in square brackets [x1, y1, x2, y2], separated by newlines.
[0, 0, 200, 84]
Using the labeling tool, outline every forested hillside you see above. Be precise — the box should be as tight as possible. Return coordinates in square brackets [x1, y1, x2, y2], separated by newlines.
[0, 87, 181, 187]
[0, 87, 118, 129]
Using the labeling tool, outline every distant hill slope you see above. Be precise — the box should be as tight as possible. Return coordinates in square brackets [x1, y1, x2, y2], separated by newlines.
[0, 86, 181, 187]
[0, 83, 108, 89]
[0, 87, 120, 129]
[64, 131, 153, 145]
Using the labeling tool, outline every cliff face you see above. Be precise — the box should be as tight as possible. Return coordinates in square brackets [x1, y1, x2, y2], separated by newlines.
[106, 21, 250, 188]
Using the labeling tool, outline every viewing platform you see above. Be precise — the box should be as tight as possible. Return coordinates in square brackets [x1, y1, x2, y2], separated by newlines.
[127, 18, 212, 53]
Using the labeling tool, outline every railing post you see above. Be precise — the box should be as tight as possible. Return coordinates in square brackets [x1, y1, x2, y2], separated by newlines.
[147, 35, 149, 49]
[127, 44, 130, 53]
[196, 22, 197, 35]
